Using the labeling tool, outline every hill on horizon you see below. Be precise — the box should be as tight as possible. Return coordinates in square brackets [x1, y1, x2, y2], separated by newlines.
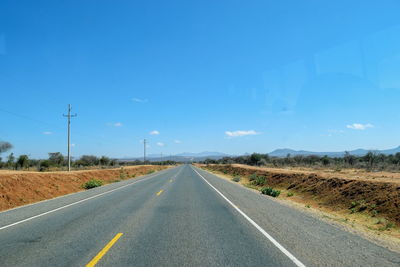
[268, 146, 400, 157]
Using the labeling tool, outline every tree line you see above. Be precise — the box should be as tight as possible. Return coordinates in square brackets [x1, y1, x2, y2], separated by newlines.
[0, 141, 175, 171]
[200, 152, 400, 171]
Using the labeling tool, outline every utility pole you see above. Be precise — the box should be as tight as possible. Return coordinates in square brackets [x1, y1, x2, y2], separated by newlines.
[143, 139, 147, 164]
[63, 104, 77, 171]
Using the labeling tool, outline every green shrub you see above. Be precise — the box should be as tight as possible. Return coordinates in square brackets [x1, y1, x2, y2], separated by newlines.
[147, 170, 155, 174]
[39, 160, 51, 172]
[350, 201, 359, 208]
[83, 179, 103, 189]
[377, 220, 395, 231]
[231, 176, 241, 182]
[249, 174, 267, 186]
[349, 200, 367, 212]
[261, 187, 280, 197]
[119, 167, 127, 179]
[287, 192, 294, 197]
[249, 173, 258, 181]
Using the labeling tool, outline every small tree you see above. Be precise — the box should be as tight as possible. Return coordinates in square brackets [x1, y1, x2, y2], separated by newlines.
[258, 158, 268, 166]
[322, 155, 330, 166]
[364, 151, 376, 169]
[0, 142, 12, 169]
[249, 153, 263, 166]
[7, 153, 15, 168]
[77, 155, 99, 166]
[48, 152, 65, 166]
[99, 156, 111, 166]
[39, 160, 51, 171]
[0, 141, 12, 153]
[344, 151, 356, 166]
[16, 155, 29, 169]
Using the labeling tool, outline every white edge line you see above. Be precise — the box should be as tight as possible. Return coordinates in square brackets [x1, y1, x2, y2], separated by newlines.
[192, 166, 306, 267]
[0, 167, 173, 215]
[0, 166, 179, 231]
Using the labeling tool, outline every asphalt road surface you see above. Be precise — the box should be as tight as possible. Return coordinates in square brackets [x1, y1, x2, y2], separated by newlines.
[0, 164, 399, 266]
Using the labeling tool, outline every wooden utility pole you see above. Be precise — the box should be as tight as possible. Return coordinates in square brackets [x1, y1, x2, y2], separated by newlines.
[63, 104, 77, 171]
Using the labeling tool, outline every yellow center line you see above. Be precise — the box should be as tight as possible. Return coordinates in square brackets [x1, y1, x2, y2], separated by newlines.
[86, 233, 123, 267]
[156, 189, 164, 196]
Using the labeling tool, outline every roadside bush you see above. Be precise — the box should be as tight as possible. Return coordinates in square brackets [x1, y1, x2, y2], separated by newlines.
[231, 176, 241, 182]
[287, 192, 294, 197]
[147, 170, 155, 174]
[249, 173, 258, 181]
[261, 187, 281, 197]
[39, 160, 51, 171]
[119, 167, 127, 179]
[83, 179, 103, 189]
[250, 174, 267, 186]
[349, 200, 368, 213]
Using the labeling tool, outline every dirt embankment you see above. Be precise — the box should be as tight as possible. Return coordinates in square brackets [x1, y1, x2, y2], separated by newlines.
[0, 165, 169, 211]
[200, 164, 400, 226]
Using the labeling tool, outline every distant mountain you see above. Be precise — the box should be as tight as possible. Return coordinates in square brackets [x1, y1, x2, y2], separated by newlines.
[268, 146, 400, 157]
[119, 146, 400, 162]
[119, 151, 232, 162]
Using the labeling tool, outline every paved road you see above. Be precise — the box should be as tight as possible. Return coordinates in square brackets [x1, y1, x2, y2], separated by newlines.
[0, 164, 399, 266]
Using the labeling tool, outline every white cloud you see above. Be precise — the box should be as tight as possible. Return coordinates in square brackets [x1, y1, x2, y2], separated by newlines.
[132, 98, 148, 103]
[157, 142, 165, 147]
[107, 122, 123, 127]
[225, 130, 260, 138]
[328, 129, 344, 133]
[346, 123, 374, 130]
[43, 131, 52, 135]
[150, 130, 160, 135]
[71, 143, 76, 147]
[174, 140, 182, 144]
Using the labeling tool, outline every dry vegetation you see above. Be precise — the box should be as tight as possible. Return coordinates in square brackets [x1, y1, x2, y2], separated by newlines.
[0, 165, 169, 211]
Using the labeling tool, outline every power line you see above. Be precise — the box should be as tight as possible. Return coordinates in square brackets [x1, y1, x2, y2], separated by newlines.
[0, 107, 63, 130]
[1, 106, 145, 158]
[63, 104, 77, 171]
[0, 106, 121, 147]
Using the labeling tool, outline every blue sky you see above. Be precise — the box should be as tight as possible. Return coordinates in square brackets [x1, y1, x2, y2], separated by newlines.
[1, 0, 400, 158]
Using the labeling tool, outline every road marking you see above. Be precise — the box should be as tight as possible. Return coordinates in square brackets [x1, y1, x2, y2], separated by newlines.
[192, 167, 306, 267]
[0, 167, 180, 231]
[156, 189, 164, 196]
[86, 233, 123, 267]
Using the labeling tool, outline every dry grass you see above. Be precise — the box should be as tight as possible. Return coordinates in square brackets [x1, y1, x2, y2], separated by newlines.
[0, 165, 170, 211]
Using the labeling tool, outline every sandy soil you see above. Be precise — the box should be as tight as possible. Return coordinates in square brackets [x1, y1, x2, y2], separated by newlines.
[0, 165, 170, 211]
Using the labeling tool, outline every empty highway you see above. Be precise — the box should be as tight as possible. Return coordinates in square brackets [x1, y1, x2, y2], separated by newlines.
[0, 165, 399, 266]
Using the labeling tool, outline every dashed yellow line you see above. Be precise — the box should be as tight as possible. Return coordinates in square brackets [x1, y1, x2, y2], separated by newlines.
[86, 233, 123, 267]
[156, 189, 164, 196]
